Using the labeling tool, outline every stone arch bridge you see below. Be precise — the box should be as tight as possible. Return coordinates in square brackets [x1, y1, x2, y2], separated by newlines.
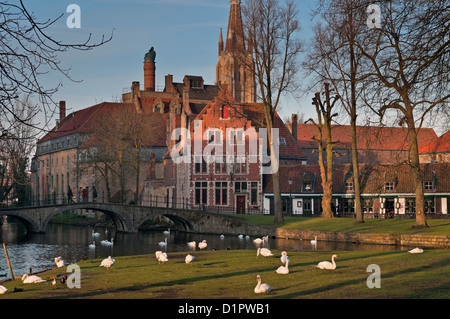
[0, 203, 273, 236]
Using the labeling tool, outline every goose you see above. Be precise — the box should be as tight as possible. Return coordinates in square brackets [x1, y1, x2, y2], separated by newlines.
[100, 256, 115, 269]
[280, 251, 290, 265]
[88, 241, 96, 249]
[185, 254, 195, 265]
[163, 228, 170, 236]
[408, 247, 424, 253]
[256, 247, 273, 258]
[54, 256, 65, 268]
[21, 274, 46, 283]
[101, 238, 114, 246]
[0, 285, 7, 294]
[187, 241, 196, 249]
[276, 258, 289, 274]
[317, 254, 338, 270]
[254, 275, 272, 293]
[158, 238, 168, 247]
[198, 240, 207, 250]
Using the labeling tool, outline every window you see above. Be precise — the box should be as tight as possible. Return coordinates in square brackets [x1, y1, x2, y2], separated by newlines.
[230, 129, 244, 145]
[363, 199, 373, 213]
[405, 199, 415, 214]
[194, 155, 207, 174]
[222, 106, 229, 119]
[250, 182, 258, 205]
[424, 181, 434, 190]
[234, 156, 247, 174]
[278, 137, 286, 145]
[215, 182, 228, 205]
[208, 129, 222, 144]
[234, 181, 247, 193]
[302, 172, 315, 192]
[385, 182, 394, 191]
[195, 182, 208, 206]
[343, 199, 355, 213]
[425, 199, 435, 213]
[303, 199, 312, 211]
[215, 156, 227, 174]
[345, 182, 354, 191]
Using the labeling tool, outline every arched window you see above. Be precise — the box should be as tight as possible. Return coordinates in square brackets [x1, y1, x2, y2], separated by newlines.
[222, 105, 229, 119]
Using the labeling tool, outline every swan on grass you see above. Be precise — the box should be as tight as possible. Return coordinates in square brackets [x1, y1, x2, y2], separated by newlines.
[54, 256, 65, 268]
[155, 251, 168, 264]
[100, 256, 115, 269]
[408, 247, 424, 253]
[276, 258, 289, 274]
[101, 238, 114, 246]
[317, 254, 338, 270]
[0, 285, 7, 294]
[187, 241, 196, 249]
[256, 247, 273, 258]
[185, 254, 195, 265]
[280, 251, 290, 265]
[254, 275, 272, 293]
[21, 274, 46, 283]
[198, 240, 207, 250]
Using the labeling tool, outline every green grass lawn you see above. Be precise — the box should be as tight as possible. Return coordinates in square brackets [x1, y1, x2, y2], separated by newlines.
[235, 215, 450, 236]
[1, 249, 449, 299]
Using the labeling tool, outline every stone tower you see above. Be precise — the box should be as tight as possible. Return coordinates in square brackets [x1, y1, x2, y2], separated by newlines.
[216, 0, 256, 103]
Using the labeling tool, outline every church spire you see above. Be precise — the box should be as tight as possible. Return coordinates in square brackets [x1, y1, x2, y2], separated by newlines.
[218, 27, 224, 55]
[225, 0, 246, 52]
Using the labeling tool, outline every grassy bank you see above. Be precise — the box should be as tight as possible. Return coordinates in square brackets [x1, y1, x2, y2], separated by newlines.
[235, 215, 450, 236]
[1, 249, 449, 299]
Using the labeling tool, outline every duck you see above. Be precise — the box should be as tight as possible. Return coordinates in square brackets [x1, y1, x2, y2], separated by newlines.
[254, 275, 272, 293]
[54, 256, 64, 268]
[317, 254, 338, 270]
[408, 247, 424, 253]
[60, 275, 68, 284]
[276, 258, 289, 274]
[198, 240, 207, 250]
[99, 256, 115, 269]
[187, 241, 196, 249]
[185, 254, 195, 265]
[256, 247, 273, 258]
[21, 274, 46, 283]
[158, 238, 168, 247]
[89, 241, 95, 249]
[0, 285, 7, 294]
[101, 238, 114, 246]
[280, 251, 290, 265]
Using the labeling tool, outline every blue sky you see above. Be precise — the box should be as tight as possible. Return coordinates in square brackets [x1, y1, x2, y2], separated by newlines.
[22, 0, 318, 128]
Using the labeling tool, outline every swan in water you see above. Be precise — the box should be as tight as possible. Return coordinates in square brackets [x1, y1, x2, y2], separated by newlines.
[317, 254, 338, 270]
[89, 241, 96, 249]
[198, 240, 207, 250]
[238, 234, 244, 239]
[187, 241, 196, 249]
[21, 274, 46, 283]
[276, 258, 289, 274]
[101, 238, 114, 246]
[163, 228, 170, 236]
[256, 247, 273, 258]
[311, 236, 317, 245]
[245, 235, 250, 240]
[0, 285, 7, 294]
[100, 256, 115, 269]
[280, 251, 290, 265]
[158, 238, 168, 247]
[185, 254, 195, 265]
[220, 235, 225, 239]
[254, 275, 272, 293]
[253, 237, 264, 245]
[408, 247, 424, 253]
[54, 256, 65, 268]
[92, 230, 100, 238]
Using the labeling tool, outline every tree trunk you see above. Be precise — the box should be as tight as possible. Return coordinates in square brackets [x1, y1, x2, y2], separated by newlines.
[351, 115, 364, 222]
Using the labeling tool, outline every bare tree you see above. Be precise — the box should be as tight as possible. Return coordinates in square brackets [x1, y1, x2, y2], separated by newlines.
[356, 0, 450, 228]
[0, 1, 112, 135]
[241, 0, 302, 223]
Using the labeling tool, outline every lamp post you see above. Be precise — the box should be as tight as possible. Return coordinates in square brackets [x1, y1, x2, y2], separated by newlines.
[288, 177, 293, 216]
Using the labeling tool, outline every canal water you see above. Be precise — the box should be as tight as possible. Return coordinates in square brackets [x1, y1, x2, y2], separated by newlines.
[1, 217, 402, 278]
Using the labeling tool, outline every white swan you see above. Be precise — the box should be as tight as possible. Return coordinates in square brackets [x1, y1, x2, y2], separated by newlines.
[245, 235, 250, 240]
[21, 274, 46, 283]
[157, 252, 168, 264]
[280, 251, 290, 265]
[158, 238, 168, 247]
[311, 236, 317, 245]
[253, 238, 264, 245]
[276, 259, 289, 274]
[220, 235, 225, 239]
[408, 247, 424, 253]
[254, 275, 272, 293]
[317, 254, 338, 270]
[0, 285, 7, 294]
[89, 241, 95, 249]
[54, 256, 65, 268]
[101, 238, 114, 246]
[198, 240, 207, 250]
[92, 230, 100, 237]
[185, 254, 195, 265]
[238, 234, 244, 239]
[187, 241, 196, 249]
[100, 256, 115, 269]
[256, 247, 273, 258]
[163, 228, 170, 236]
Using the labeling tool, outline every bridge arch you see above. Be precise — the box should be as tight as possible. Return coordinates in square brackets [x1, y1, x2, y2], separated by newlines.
[136, 212, 194, 232]
[0, 211, 41, 233]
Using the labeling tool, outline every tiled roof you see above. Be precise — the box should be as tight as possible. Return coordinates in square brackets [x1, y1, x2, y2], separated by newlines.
[290, 124, 438, 151]
[419, 131, 450, 153]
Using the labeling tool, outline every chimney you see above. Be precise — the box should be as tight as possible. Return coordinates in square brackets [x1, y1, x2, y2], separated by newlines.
[59, 101, 66, 123]
[183, 86, 190, 114]
[144, 61, 156, 91]
[165, 74, 174, 93]
[291, 114, 298, 141]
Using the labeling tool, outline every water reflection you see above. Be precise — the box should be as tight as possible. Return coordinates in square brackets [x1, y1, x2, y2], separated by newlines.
[1, 218, 402, 278]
